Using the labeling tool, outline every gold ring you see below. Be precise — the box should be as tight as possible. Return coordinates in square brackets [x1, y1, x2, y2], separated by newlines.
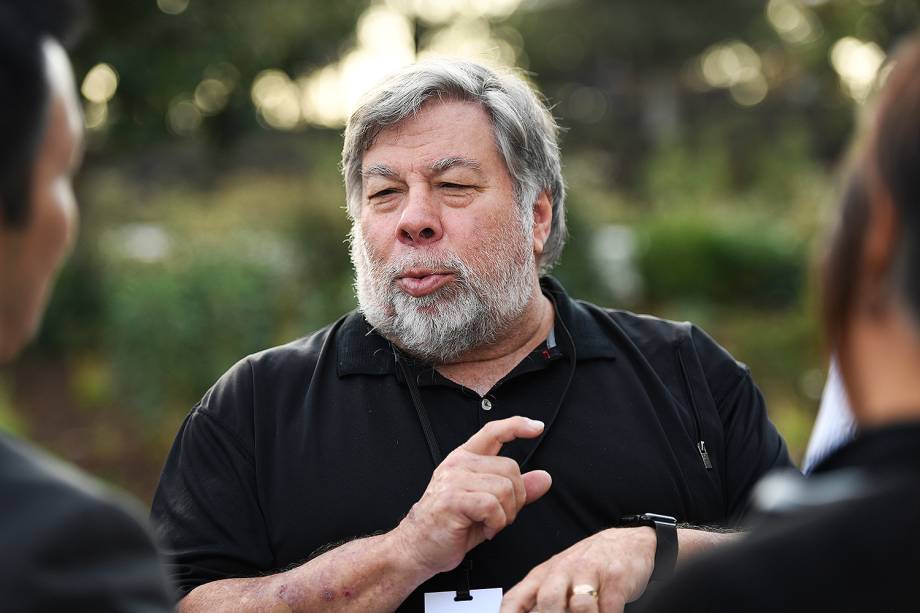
[572, 584, 599, 599]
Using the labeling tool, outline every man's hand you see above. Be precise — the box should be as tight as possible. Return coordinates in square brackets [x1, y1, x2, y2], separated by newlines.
[500, 527, 657, 613]
[391, 416, 553, 576]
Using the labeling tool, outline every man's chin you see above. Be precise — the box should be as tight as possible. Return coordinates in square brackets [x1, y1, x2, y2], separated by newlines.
[393, 286, 451, 311]
[408, 301, 443, 316]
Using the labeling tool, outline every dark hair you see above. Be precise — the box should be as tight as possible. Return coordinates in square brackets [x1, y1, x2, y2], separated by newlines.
[823, 33, 920, 358]
[0, 0, 85, 228]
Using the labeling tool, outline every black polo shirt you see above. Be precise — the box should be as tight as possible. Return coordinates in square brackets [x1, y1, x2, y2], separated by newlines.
[151, 277, 791, 610]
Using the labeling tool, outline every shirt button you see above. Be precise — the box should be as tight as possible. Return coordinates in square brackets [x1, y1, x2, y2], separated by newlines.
[481, 398, 492, 411]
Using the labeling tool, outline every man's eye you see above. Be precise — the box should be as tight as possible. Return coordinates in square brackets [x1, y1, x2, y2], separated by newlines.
[440, 183, 470, 190]
[370, 188, 398, 199]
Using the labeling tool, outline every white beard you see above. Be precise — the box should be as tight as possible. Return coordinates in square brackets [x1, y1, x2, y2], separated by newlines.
[350, 212, 537, 364]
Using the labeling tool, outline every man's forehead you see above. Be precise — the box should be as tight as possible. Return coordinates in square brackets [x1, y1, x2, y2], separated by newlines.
[359, 100, 500, 175]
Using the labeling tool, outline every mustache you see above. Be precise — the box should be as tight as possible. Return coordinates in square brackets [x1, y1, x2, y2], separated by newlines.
[381, 251, 469, 282]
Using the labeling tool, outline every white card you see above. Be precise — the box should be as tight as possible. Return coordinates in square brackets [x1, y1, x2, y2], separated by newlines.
[424, 588, 503, 613]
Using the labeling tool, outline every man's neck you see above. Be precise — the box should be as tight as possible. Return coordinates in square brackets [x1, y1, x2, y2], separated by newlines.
[435, 288, 555, 396]
[847, 304, 920, 427]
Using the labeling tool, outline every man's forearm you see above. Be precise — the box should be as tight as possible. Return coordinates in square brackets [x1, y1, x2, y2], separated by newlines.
[178, 417, 553, 613]
[676, 527, 741, 563]
[179, 531, 429, 613]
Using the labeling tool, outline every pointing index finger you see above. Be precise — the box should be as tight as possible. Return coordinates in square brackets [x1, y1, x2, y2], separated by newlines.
[461, 416, 545, 456]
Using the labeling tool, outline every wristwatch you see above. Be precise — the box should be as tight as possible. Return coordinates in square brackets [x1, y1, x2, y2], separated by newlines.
[618, 513, 678, 582]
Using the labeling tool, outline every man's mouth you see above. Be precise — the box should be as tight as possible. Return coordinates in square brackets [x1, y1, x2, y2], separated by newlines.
[395, 269, 456, 298]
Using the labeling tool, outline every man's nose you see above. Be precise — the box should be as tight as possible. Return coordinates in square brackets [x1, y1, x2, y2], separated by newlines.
[396, 186, 442, 247]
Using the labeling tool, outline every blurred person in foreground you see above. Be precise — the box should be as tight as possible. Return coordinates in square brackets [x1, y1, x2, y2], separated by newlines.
[0, 1, 173, 609]
[636, 32, 920, 613]
[152, 59, 791, 612]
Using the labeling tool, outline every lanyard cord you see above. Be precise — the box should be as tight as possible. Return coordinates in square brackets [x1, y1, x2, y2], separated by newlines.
[396, 351, 469, 597]
[392, 303, 577, 600]
[396, 353, 444, 466]
[394, 302, 579, 471]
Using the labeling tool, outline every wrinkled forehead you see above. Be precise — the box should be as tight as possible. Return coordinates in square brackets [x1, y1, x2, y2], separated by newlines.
[360, 100, 507, 175]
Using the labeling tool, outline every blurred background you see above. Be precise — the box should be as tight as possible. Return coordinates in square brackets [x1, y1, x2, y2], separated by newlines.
[2, 0, 917, 502]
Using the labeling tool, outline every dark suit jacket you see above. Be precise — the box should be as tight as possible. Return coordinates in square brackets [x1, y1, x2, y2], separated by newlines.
[0, 431, 174, 612]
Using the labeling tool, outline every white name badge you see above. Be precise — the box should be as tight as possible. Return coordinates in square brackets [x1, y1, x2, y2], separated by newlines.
[424, 588, 503, 613]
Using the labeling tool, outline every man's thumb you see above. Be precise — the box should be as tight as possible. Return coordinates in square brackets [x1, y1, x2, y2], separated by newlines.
[522, 470, 552, 504]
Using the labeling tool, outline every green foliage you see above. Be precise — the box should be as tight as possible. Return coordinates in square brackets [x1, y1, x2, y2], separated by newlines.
[77, 0, 368, 147]
[90, 167, 355, 417]
[717, 308, 819, 391]
[103, 250, 284, 415]
[71, 358, 116, 410]
[637, 214, 806, 309]
[642, 138, 733, 207]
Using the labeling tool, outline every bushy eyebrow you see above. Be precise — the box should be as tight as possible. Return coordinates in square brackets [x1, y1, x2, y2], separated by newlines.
[430, 156, 481, 173]
[361, 164, 399, 179]
[361, 157, 482, 182]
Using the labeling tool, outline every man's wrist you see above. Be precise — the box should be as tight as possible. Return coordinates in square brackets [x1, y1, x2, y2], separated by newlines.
[618, 513, 678, 582]
[384, 521, 438, 583]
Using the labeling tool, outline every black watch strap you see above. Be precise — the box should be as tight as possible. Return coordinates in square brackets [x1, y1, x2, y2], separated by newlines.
[618, 513, 678, 582]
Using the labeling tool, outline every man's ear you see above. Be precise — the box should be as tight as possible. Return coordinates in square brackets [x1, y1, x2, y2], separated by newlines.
[860, 188, 899, 315]
[532, 190, 552, 257]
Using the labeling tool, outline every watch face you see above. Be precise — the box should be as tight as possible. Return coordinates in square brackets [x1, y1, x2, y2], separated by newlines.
[620, 513, 678, 527]
[643, 513, 678, 526]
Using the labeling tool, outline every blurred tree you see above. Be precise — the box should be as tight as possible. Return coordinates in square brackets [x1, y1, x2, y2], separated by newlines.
[510, 0, 919, 191]
[75, 0, 368, 150]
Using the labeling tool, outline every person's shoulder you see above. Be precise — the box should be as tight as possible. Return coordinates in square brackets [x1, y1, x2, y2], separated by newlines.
[571, 297, 702, 360]
[583, 301, 691, 343]
[548, 277, 741, 369]
[570, 297, 749, 397]
[0, 434, 154, 539]
[202, 311, 355, 396]
[189, 312, 360, 431]
[547, 277, 694, 350]
[242, 311, 356, 375]
[590, 302, 734, 358]
[0, 432, 139, 516]
[0, 434, 173, 608]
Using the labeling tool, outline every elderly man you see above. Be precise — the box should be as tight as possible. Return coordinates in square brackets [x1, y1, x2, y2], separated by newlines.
[0, 0, 173, 609]
[152, 60, 790, 612]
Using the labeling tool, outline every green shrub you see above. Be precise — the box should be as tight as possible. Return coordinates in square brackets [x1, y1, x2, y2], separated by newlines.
[637, 215, 807, 309]
[103, 247, 285, 416]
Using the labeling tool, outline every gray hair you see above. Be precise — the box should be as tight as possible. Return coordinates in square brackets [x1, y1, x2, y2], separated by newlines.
[341, 59, 567, 272]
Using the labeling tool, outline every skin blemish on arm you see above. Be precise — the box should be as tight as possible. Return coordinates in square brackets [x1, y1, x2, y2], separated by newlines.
[268, 585, 293, 613]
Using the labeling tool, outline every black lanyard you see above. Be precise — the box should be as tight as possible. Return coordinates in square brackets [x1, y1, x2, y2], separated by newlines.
[393, 309, 578, 602]
[397, 354, 445, 466]
[395, 315, 577, 470]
